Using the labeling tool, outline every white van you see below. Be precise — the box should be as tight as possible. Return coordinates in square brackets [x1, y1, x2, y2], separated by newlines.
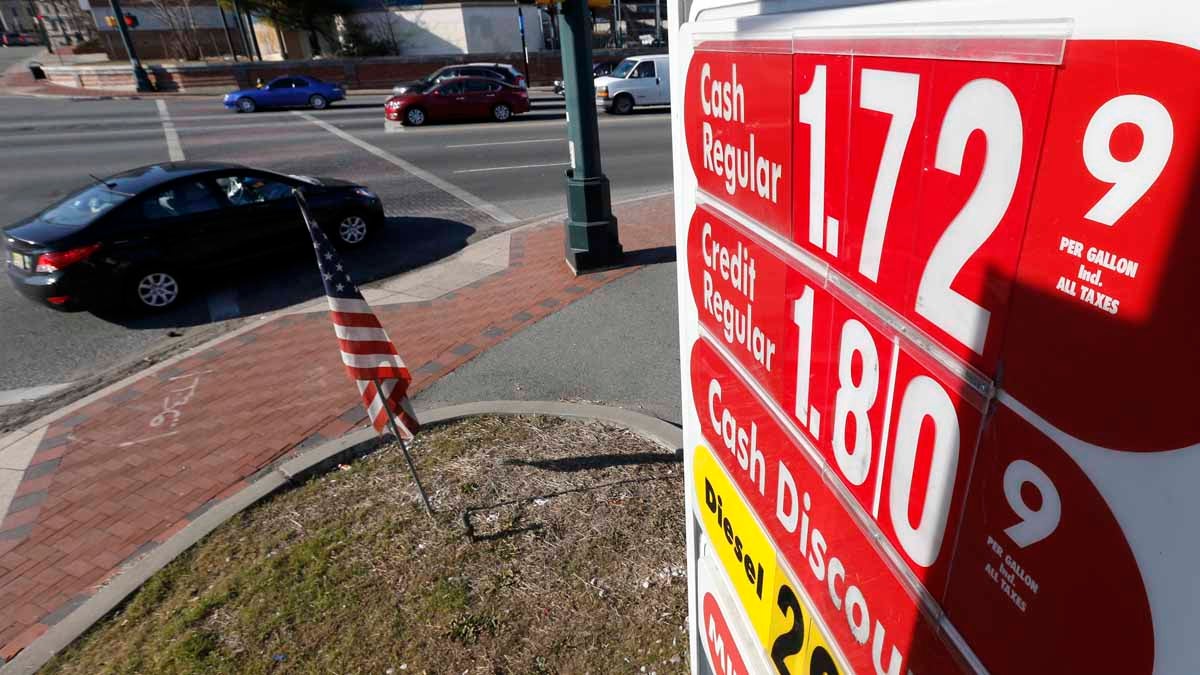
[594, 54, 670, 114]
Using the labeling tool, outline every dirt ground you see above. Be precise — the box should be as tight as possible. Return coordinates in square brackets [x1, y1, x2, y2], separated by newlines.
[42, 414, 689, 675]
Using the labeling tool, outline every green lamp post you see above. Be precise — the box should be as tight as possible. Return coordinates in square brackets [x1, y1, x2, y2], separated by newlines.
[557, 0, 622, 273]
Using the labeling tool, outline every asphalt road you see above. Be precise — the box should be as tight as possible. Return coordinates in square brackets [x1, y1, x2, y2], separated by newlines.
[0, 88, 673, 398]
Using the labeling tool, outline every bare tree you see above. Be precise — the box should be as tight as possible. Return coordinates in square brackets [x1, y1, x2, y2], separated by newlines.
[370, 0, 403, 55]
[146, 0, 206, 61]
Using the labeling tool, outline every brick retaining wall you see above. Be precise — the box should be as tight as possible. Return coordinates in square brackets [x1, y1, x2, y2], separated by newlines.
[40, 48, 660, 92]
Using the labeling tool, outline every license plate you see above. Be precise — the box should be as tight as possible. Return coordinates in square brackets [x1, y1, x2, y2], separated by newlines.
[9, 251, 28, 271]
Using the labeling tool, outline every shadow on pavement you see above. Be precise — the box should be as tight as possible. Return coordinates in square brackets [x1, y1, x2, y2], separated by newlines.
[506, 451, 681, 472]
[619, 245, 676, 267]
[93, 214, 476, 330]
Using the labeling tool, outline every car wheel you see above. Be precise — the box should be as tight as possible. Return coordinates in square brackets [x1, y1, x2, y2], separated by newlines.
[237, 97, 256, 113]
[612, 94, 634, 115]
[309, 94, 328, 110]
[336, 213, 370, 247]
[491, 102, 512, 122]
[131, 270, 182, 312]
[404, 106, 427, 126]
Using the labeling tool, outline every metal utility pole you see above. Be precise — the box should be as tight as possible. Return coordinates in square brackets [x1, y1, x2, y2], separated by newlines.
[515, 0, 530, 83]
[35, 14, 52, 54]
[218, 4, 238, 61]
[613, 0, 621, 47]
[558, 0, 622, 273]
[655, 0, 662, 45]
[108, 0, 152, 92]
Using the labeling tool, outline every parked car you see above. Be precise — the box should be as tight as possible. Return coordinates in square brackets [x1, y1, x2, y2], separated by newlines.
[223, 75, 345, 113]
[554, 60, 621, 96]
[1, 32, 37, 47]
[391, 62, 527, 95]
[386, 77, 530, 126]
[595, 54, 671, 114]
[3, 162, 383, 312]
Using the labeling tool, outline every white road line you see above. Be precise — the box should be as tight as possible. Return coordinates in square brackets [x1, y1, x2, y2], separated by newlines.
[0, 382, 74, 408]
[445, 137, 561, 149]
[293, 110, 518, 225]
[453, 161, 569, 174]
[156, 99, 185, 162]
[206, 287, 241, 322]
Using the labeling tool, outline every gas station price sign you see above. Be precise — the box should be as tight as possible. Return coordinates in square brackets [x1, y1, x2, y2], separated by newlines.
[671, 3, 1200, 674]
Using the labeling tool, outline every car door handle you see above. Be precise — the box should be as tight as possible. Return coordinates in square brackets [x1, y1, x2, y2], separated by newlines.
[456, 97, 466, 101]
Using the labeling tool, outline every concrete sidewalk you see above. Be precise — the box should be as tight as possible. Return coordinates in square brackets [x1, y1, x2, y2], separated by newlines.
[0, 192, 676, 663]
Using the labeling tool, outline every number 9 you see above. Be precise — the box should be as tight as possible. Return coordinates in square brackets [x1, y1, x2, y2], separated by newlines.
[1002, 459, 1061, 548]
[1082, 94, 1173, 226]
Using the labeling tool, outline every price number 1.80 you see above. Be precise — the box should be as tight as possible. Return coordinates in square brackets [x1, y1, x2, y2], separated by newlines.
[790, 283, 1062, 572]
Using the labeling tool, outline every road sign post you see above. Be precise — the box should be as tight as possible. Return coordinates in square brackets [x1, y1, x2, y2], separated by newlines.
[107, 0, 152, 93]
[558, 0, 622, 273]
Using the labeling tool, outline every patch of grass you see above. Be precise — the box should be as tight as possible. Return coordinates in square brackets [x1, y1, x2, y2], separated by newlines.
[43, 415, 688, 674]
[448, 612, 500, 645]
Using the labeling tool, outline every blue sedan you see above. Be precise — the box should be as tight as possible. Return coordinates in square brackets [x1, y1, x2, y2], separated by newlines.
[223, 75, 345, 113]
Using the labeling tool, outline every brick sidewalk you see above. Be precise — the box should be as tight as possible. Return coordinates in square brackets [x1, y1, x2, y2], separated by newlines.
[0, 194, 674, 661]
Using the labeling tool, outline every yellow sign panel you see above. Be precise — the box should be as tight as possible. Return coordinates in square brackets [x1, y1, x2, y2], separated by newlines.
[694, 444, 778, 647]
[694, 444, 848, 675]
[802, 618, 845, 675]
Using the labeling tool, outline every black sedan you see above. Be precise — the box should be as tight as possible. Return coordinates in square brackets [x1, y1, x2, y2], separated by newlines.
[3, 162, 384, 313]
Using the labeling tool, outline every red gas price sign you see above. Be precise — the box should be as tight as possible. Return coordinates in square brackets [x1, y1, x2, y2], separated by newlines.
[687, 206, 985, 596]
[942, 403, 1153, 674]
[790, 50, 1054, 377]
[685, 47, 793, 238]
[690, 338, 965, 675]
[701, 591, 751, 675]
[1001, 39, 1200, 451]
[678, 16, 1200, 675]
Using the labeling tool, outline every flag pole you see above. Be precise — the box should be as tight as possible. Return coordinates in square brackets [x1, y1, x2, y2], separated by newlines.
[373, 378, 434, 517]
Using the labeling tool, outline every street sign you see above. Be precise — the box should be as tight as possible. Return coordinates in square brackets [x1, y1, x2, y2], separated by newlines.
[671, 2, 1200, 673]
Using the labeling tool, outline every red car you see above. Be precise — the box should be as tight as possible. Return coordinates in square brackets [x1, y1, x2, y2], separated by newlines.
[385, 76, 529, 126]
[2, 32, 37, 47]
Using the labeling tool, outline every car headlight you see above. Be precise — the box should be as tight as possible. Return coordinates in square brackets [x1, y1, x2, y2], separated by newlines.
[354, 187, 377, 199]
[596, 86, 608, 98]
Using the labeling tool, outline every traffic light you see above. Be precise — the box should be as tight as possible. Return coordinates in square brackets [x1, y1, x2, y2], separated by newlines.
[104, 14, 139, 27]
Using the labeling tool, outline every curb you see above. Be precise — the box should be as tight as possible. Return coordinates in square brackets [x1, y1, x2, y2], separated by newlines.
[0, 401, 682, 674]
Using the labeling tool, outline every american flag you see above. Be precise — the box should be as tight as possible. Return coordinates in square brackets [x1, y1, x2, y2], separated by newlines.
[296, 194, 419, 440]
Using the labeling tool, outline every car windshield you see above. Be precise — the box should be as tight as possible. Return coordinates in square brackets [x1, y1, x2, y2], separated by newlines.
[610, 59, 638, 79]
[409, 80, 434, 93]
[40, 184, 131, 227]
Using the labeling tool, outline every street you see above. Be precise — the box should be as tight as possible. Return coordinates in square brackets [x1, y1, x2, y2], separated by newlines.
[0, 84, 672, 399]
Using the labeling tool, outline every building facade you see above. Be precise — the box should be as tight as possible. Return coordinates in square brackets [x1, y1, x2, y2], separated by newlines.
[0, 0, 37, 34]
